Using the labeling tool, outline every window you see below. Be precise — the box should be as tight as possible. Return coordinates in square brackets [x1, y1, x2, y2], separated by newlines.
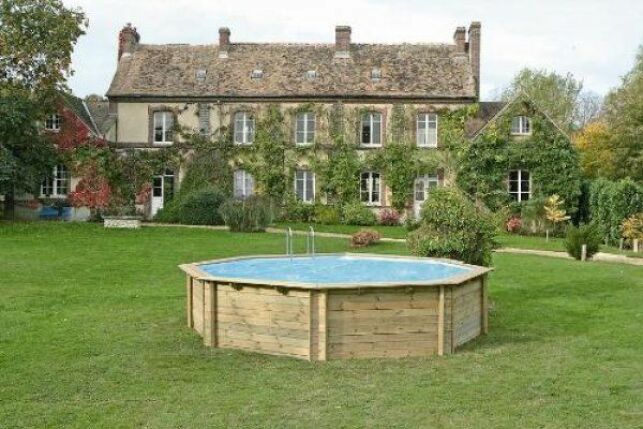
[360, 172, 381, 205]
[198, 104, 210, 137]
[305, 70, 318, 80]
[414, 175, 439, 202]
[417, 113, 438, 147]
[234, 112, 255, 145]
[295, 112, 315, 145]
[153, 111, 174, 144]
[195, 69, 207, 83]
[41, 165, 69, 197]
[511, 116, 531, 135]
[45, 114, 62, 131]
[233, 170, 255, 198]
[360, 113, 382, 146]
[251, 69, 264, 79]
[295, 170, 315, 203]
[508, 170, 531, 201]
[371, 68, 382, 81]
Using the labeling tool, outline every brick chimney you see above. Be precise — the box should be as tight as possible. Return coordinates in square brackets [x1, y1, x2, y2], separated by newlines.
[219, 27, 230, 58]
[334, 25, 351, 58]
[468, 21, 481, 99]
[453, 26, 466, 53]
[118, 23, 140, 61]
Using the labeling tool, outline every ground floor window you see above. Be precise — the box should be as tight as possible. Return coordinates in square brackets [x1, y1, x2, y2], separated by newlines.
[360, 172, 381, 205]
[294, 169, 315, 203]
[508, 170, 531, 201]
[233, 170, 255, 198]
[414, 174, 439, 202]
[41, 165, 69, 197]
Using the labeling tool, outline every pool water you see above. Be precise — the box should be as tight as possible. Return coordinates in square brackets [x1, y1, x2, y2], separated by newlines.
[199, 255, 470, 285]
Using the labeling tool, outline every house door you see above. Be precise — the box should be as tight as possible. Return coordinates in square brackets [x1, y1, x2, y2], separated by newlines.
[413, 175, 439, 218]
[151, 169, 175, 218]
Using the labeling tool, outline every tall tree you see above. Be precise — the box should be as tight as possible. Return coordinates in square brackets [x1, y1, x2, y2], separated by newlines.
[0, 0, 86, 218]
[573, 121, 615, 179]
[602, 45, 643, 182]
[502, 68, 583, 132]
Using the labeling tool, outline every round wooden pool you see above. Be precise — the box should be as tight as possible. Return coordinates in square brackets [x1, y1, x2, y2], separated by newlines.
[179, 253, 491, 360]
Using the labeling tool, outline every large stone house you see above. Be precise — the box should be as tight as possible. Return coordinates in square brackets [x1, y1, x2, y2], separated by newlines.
[103, 22, 579, 219]
[105, 23, 481, 218]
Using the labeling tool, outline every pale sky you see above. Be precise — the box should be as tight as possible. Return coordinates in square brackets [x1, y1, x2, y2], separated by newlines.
[63, 0, 643, 100]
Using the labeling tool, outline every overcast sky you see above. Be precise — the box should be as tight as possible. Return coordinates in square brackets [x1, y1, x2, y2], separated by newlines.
[63, 0, 642, 100]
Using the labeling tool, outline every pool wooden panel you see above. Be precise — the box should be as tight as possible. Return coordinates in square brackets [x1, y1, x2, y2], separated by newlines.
[180, 254, 490, 361]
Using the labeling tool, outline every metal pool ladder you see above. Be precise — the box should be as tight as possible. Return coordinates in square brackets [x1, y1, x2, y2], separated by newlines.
[285, 227, 294, 256]
[307, 226, 316, 256]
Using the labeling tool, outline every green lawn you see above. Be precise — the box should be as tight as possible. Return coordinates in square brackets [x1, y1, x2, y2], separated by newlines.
[1, 222, 642, 428]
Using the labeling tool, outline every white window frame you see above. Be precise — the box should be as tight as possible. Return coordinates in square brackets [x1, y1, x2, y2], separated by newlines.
[417, 113, 438, 148]
[295, 112, 315, 145]
[233, 170, 255, 198]
[294, 169, 315, 203]
[360, 112, 382, 147]
[360, 171, 381, 206]
[508, 170, 531, 202]
[153, 111, 174, 144]
[41, 164, 70, 198]
[45, 114, 62, 131]
[234, 112, 255, 145]
[511, 116, 531, 136]
[414, 174, 440, 202]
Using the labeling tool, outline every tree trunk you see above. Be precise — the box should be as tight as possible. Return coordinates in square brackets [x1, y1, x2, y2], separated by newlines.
[3, 191, 15, 220]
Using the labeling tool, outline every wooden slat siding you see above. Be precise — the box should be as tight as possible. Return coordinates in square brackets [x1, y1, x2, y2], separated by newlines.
[203, 282, 217, 347]
[186, 275, 193, 328]
[192, 279, 205, 336]
[309, 291, 318, 361]
[327, 287, 440, 359]
[481, 274, 489, 334]
[437, 285, 445, 356]
[453, 279, 483, 348]
[319, 291, 328, 361]
[216, 284, 311, 359]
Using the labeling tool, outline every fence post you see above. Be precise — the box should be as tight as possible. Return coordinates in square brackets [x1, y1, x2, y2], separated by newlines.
[581, 244, 587, 262]
[619, 238, 624, 251]
[634, 239, 640, 253]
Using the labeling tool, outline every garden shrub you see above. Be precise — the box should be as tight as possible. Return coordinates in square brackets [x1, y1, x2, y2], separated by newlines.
[520, 196, 547, 234]
[407, 187, 496, 266]
[341, 202, 377, 226]
[621, 213, 643, 241]
[590, 178, 643, 243]
[505, 216, 522, 234]
[177, 188, 226, 225]
[219, 196, 273, 232]
[378, 208, 401, 226]
[315, 205, 341, 225]
[281, 199, 315, 222]
[564, 224, 601, 260]
[404, 216, 420, 232]
[351, 229, 381, 248]
[154, 187, 226, 226]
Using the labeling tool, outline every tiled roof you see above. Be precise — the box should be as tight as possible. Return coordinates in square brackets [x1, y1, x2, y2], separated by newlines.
[465, 101, 506, 137]
[107, 43, 476, 99]
[61, 93, 100, 136]
[85, 99, 113, 136]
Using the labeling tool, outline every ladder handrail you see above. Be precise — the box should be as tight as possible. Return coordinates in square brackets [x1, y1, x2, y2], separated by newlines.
[307, 226, 315, 256]
[286, 227, 294, 256]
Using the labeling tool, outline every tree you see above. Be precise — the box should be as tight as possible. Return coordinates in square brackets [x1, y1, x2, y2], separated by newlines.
[543, 194, 570, 233]
[573, 121, 616, 179]
[502, 69, 583, 131]
[0, 0, 86, 218]
[602, 45, 643, 182]
[575, 91, 603, 128]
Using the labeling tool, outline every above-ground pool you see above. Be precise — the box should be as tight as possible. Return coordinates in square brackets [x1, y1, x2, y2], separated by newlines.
[180, 253, 491, 360]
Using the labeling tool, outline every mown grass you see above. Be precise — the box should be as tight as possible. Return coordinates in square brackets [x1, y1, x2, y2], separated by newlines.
[1, 222, 642, 428]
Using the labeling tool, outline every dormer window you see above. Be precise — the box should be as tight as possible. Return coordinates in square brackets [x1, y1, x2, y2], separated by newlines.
[45, 114, 62, 131]
[305, 70, 318, 80]
[371, 68, 382, 82]
[195, 69, 207, 83]
[511, 116, 531, 135]
[251, 69, 264, 79]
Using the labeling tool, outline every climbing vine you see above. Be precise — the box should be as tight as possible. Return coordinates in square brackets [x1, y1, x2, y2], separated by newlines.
[455, 99, 582, 214]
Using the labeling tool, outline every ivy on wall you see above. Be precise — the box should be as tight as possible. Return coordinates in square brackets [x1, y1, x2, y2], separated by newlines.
[455, 100, 582, 214]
